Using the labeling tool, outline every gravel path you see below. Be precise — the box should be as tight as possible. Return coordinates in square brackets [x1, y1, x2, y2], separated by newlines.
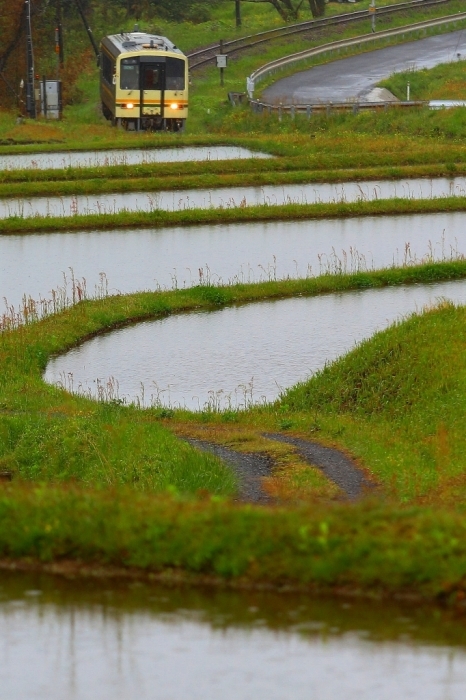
[187, 433, 376, 503]
[263, 433, 375, 501]
[185, 438, 273, 504]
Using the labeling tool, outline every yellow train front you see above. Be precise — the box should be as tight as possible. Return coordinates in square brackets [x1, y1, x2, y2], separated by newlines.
[100, 32, 188, 131]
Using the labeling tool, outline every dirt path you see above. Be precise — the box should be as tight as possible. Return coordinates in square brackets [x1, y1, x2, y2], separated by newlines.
[185, 438, 273, 504]
[264, 433, 375, 501]
[187, 433, 375, 503]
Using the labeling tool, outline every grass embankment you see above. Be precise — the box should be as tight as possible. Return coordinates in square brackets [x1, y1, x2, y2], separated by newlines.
[381, 58, 466, 102]
[1, 195, 466, 236]
[280, 300, 466, 505]
[2, 134, 466, 200]
[2, 264, 466, 598]
[0, 289, 240, 496]
[2, 488, 466, 603]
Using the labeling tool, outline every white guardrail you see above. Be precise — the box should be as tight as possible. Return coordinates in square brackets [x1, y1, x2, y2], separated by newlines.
[246, 12, 466, 100]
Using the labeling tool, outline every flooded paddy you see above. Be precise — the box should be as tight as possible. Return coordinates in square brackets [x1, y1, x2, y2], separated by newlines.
[0, 146, 271, 171]
[2, 176, 466, 219]
[2, 211, 465, 311]
[45, 279, 466, 410]
[1, 571, 466, 700]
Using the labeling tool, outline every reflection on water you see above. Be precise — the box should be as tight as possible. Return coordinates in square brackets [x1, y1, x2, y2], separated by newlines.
[1, 176, 466, 219]
[45, 279, 466, 410]
[2, 212, 466, 311]
[0, 146, 271, 171]
[0, 571, 465, 700]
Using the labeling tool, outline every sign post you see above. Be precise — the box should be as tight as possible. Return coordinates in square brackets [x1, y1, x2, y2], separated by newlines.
[216, 40, 227, 87]
[369, 0, 376, 33]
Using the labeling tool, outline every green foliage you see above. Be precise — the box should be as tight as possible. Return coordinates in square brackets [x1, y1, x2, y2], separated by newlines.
[1, 485, 466, 600]
[282, 301, 466, 502]
[2, 193, 466, 236]
[0, 411, 236, 493]
[381, 59, 466, 102]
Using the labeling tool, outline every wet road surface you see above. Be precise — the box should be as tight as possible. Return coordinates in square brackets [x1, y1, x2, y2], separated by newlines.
[262, 30, 466, 104]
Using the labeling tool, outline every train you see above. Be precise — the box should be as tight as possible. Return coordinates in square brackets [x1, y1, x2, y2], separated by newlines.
[100, 31, 188, 131]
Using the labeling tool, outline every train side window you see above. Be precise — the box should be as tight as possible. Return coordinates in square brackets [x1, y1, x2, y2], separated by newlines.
[120, 58, 139, 90]
[166, 58, 185, 90]
[102, 53, 114, 84]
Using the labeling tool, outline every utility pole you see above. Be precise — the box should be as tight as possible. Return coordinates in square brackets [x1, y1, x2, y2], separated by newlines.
[74, 0, 100, 61]
[25, 0, 36, 118]
[56, 0, 64, 69]
[235, 0, 241, 28]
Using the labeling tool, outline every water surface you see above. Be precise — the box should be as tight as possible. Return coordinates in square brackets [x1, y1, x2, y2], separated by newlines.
[45, 279, 466, 410]
[0, 146, 270, 171]
[1, 571, 466, 700]
[2, 212, 465, 310]
[1, 176, 466, 219]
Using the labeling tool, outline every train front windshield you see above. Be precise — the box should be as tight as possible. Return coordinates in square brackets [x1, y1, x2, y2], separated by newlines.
[120, 57, 185, 91]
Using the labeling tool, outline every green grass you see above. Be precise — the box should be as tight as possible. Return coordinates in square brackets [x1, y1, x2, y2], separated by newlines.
[381, 57, 466, 101]
[2, 485, 466, 601]
[0, 294, 238, 497]
[3, 1, 466, 598]
[3, 135, 466, 200]
[1, 195, 466, 236]
[3, 254, 466, 596]
[280, 301, 466, 504]
[2, 260, 466, 494]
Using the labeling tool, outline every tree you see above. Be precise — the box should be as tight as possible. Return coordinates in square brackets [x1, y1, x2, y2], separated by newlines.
[308, 0, 325, 17]
[239, 0, 302, 22]
[239, 0, 325, 22]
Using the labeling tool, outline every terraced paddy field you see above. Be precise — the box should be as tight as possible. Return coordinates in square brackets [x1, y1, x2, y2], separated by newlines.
[4, 25, 466, 695]
[1, 211, 463, 308]
[1, 176, 466, 220]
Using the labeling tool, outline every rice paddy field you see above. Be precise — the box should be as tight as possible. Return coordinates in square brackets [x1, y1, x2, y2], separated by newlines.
[2, 0, 466, 604]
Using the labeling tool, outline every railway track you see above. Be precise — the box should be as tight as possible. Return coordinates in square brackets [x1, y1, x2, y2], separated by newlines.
[187, 0, 451, 70]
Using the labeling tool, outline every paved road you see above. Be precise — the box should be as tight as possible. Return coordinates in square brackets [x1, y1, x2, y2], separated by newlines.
[262, 29, 466, 103]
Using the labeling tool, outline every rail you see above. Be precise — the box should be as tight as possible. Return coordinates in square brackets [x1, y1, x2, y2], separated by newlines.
[187, 0, 452, 70]
[247, 11, 466, 99]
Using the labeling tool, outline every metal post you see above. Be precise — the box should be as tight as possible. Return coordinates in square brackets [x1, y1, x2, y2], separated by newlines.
[370, 0, 376, 33]
[219, 39, 224, 87]
[407, 81, 410, 101]
[235, 0, 241, 28]
[42, 75, 47, 117]
[25, 0, 36, 118]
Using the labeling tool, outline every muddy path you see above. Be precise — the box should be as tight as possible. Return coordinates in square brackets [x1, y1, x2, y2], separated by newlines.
[185, 438, 274, 504]
[264, 433, 376, 501]
[187, 433, 375, 503]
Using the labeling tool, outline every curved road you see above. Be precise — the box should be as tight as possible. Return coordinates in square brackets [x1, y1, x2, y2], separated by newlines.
[262, 29, 466, 103]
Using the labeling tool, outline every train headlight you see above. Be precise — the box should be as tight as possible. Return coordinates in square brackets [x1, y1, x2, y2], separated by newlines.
[126, 103, 134, 109]
[170, 103, 179, 110]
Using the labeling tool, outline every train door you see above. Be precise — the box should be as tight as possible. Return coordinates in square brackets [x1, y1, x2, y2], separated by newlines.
[139, 57, 166, 124]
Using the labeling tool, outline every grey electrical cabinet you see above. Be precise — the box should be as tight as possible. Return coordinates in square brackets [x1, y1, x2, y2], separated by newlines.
[39, 80, 62, 119]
